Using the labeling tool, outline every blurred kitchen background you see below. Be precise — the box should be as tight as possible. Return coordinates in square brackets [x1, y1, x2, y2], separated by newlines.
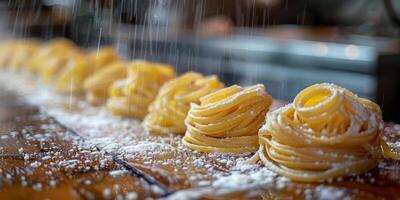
[1, 0, 400, 122]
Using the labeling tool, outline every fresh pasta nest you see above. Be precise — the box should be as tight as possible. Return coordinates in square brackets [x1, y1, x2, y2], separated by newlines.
[183, 84, 272, 153]
[28, 38, 77, 73]
[253, 83, 383, 182]
[54, 53, 90, 94]
[46, 47, 118, 93]
[88, 47, 119, 71]
[0, 40, 16, 68]
[107, 61, 175, 119]
[143, 72, 224, 135]
[83, 61, 128, 105]
[0, 40, 39, 70]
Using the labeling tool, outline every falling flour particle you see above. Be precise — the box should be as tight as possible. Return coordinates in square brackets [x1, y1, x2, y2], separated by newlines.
[151, 185, 164, 194]
[21, 180, 28, 187]
[0, 135, 9, 140]
[198, 181, 211, 186]
[102, 188, 111, 198]
[109, 170, 129, 177]
[315, 186, 346, 200]
[125, 192, 138, 200]
[30, 161, 42, 168]
[32, 183, 42, 191]
[49, 180, 57, 187]
[84, 180, 92, 185]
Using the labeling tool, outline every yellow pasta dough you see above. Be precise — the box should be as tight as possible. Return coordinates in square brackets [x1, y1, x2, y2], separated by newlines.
[83, 61, 128, 105]
[143, 72, 224, 135]
[88, 47, 119, 71]
[39, 52, 77, 82]
[28, 38, 77, 73]
[0, 40, 17, 68]
[251, 83, 383, 182]
[182, 84, 272, 153]
[39, 46, 118, 93]
[107, 61, 175, 119]
[54, 53, 90, 94]
[0, 40, 39, 69]
[8, 40, 39, 70]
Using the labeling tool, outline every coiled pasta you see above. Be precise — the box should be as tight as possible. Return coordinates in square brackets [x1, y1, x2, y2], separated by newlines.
[28, 38, 77, 73]
[0, 40, 17, 68]
[39, 51, 80, 83]
[9, 41, 39, 70]
[143, 72, 224, 135]
[183, 84, 272, 153]
[0, 40, 39, 69]
[252, 83, 383, 182]
[54, 53, 90, 94]
[40, 46, 118, 93]
[107, 61, 175, 119]
[83, 61, 128, 105]
[88, 47, 119, 71]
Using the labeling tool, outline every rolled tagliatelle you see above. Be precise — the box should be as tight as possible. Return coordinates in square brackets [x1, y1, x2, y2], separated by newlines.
[83, 61, 128, 106]
[183, 84, 272, 153]
[51, 47, 115, 93]
[28, 38, 77, 73]
[0, 40, 17, 68]
[88, 47, 119, 71]
[1, 40, 39, 70]
[143, 72, 224, 135]
[54, 53, 91, 94]
[107, 61, 175, 119]
[251, 83, 383, 182]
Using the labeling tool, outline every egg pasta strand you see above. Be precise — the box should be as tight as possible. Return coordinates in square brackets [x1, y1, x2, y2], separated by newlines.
[183, 84, 272, 153]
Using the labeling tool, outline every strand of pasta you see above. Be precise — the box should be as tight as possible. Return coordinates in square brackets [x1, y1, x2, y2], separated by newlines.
[251, 83, 383, 182]
[143, 72, 224, 135]
[182, 84, 272, 153]
[107, 61, 175, 119]
[83, 61, 128, 105]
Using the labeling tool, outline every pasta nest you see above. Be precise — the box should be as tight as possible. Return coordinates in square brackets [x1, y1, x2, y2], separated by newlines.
[88, 47, 119, 71]
[53, 53, 91, 94]
[254, 83, 383, 182]
[0, 40, 39, 69]
[0, 40, 16, 68]
[183, 84, 272, 153]
[143, 72, 224, 135]
[39, 46, 118, 94]
[83, 61, 128, 105]
[107, 61, 175, 119]
[27, 38, 77, 73]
